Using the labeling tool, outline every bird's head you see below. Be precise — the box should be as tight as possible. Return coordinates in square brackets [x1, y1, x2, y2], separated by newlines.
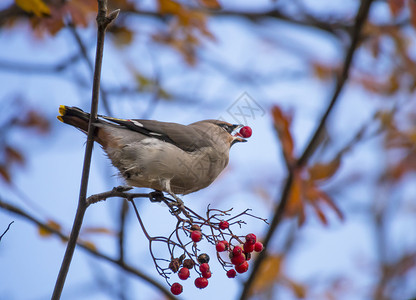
[193, 120, 250, 148]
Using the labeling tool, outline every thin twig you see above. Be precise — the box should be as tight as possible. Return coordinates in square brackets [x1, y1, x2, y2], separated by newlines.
[86, 186, 149, 206]
[0, 221, 14, 242]
[239, 1, 375, 299]
[51, 2, 119, 299]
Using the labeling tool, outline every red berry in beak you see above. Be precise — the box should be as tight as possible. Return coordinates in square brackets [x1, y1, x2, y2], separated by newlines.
[239, 126, 252, 138]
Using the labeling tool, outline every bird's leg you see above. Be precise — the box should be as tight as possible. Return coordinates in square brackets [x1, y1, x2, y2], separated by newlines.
[167, 192, 184, 207]
[149, 190, 164, 202]
[162, 179, 184, 208]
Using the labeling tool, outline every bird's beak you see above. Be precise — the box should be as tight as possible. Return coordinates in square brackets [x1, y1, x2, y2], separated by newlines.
[231, 124, 247, 145]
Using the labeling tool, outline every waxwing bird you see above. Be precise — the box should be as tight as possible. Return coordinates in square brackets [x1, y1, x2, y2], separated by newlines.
[57, 105, 249, 197]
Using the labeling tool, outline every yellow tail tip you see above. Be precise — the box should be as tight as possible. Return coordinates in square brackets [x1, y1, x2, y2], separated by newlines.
[58, 105, 67, 116]
[57, 115, 64, 122]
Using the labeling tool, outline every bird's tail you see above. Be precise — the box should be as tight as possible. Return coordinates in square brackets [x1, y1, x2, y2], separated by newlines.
[57, 105, 110, 147]
[57, 105, 91, 132]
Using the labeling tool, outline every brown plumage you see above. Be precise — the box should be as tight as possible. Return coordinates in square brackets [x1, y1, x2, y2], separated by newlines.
[58, 105, 247, 195]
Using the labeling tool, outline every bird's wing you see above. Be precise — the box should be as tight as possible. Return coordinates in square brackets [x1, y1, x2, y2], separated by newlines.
[100, 116, 210, 152]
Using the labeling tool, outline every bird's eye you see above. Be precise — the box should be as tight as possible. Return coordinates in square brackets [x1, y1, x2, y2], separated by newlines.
[219, 124, 231, 133]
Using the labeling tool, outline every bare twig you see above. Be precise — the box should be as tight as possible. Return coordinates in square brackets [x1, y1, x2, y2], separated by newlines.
[0, 52, 82, 73]
[116, 199, 129, 300]
[239, 1, 375, 299]
[0, 221, 14, 242]
[0, 199, 175, 299]
[52, 1, 119, 299]
[86, 186, 149, 206]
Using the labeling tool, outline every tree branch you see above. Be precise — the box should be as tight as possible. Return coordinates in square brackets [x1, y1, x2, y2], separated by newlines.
[0, 220, 14, 242]
[0, 199, 175, 300]
[51, 1, 119, 299]
[239, 1, 375, 299]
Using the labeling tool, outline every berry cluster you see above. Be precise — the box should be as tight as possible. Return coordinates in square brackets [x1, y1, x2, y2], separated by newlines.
[169, 220, 264, 295]
[129, 193, 268, 296]
[221, 233, 263, 276]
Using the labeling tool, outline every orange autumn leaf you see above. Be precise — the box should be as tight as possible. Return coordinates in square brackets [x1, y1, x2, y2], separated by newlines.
[158, 0, 182, 14]
[109, 26, 134, 47]
[82, 240, 98, 252]
[305, 182, 344, 223]
[199, 0, 221, 9]
[272, 106, 295, 165]
[312, 61, 336, 80]
[318, 188, 344, 220]
[283, 277, 307, 298]
[286, 173, 306, 225]
[81, 226, 115, 235]
[18, 110, 50, 133]
[250, 255, 283, 295]
[308, 157, 341, 181]
[66, 0, 97, 28]
[38, 220, 61, 237]
[15, 0, 50, 17]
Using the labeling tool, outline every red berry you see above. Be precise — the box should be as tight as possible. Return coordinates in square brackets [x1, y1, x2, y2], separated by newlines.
[222, 240, 230, 250]
[219, 220, 229, 230]
[178, 267, 190, 280]
[245, 233, 257, 245]
[239, 126, 252, 138]
[216, 241, 226, 252]
[199, 263, 210, 273]
[235, 261, 249, 273]
[232, 246, 243, 256]
[191, 230, 202, 242]
[170, 282, 183, 295]
[194, 277, 208, 289]
[226, 269, 237, 278]
[243, 242, 255, 253]
[202, 270, 212, 279]
[231, 253, 246, 266]
[254, 241, 263, 252]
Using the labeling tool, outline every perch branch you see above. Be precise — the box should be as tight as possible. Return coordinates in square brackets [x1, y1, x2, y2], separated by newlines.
[51, 1, 119, 299]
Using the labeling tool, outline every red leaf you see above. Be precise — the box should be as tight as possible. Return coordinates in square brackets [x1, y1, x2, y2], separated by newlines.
[410, 1, 416, 28]
[5, 146, 25, 166]
[388, 0, 405, 17]
[0, 165, 11, 183]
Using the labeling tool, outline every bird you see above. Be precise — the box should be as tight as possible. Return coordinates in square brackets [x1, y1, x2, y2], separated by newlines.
[57, 105, 249, 200]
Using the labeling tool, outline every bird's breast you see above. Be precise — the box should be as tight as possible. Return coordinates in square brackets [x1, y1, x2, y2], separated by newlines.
[110, 138, 230, 194]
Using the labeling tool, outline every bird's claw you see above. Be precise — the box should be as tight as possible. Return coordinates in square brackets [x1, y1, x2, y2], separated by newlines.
[149, 190, 165, 202]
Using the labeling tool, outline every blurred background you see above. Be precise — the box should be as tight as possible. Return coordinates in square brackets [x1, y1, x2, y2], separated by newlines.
[1, 0, 416, 299]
